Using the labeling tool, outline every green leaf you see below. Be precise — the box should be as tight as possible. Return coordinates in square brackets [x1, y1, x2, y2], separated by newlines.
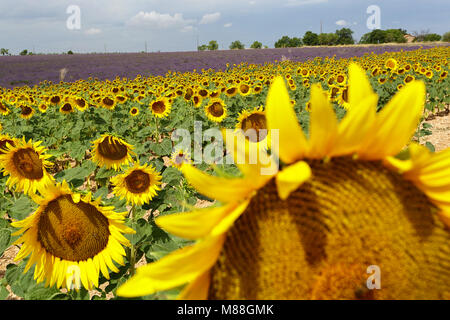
[162, 167, 183, 186]
[425, 141, 435, 153]
[24, 284, 60, 300]
[8, 195, 37, 221]
[0, 285, 9, 300]
[96, 167, 117, 179]
[0, 228, 11, 257]
[150, 138, 173, 156]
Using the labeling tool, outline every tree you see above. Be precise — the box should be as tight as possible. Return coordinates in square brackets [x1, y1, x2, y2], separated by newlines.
[20, 49, 28, 56]
[359, 29, 386, 44]
[251, 41, 263, 49]
[385, 29, 407, 43]
[229, 40, 245, 50]
[274, 36, 302, 48]
[423, 33, 441, 42]
[302, 31, 319, 46]
[208, 40, 219, 50]
[318, 33, 339, 45]
[0, 48, 9, 56]
[335, 28, 354, 45]
[274, 36, 291, 48]
[443, 32, 450, 42]
[197, 44, 208, 51]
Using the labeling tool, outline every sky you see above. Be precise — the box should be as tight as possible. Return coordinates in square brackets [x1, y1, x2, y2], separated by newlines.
[0, 0, 448, 54]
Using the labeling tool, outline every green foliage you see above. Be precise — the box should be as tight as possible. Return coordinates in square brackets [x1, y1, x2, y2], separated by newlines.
[335, 28, 354, 45]
[197, 44, 207, 51]
[207, 40, 219, 51]
[443, 32, 450, 42]
[250, 41, 263, 49]
[318, 33, 339, 46]
[19, 49, 28, 56]
[229, 40, 245, 50]
[274, 36, 302, 48]
[0, 48, 9, 56]
[302, 31, 319, 46]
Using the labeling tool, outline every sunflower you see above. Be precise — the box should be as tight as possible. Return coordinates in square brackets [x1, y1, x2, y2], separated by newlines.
[91, 134, 135, 171]
[150, 98, 172, 118]
[19, 105, 35, 120]
[10, 181, 135, 291]
[0, 101, 10, 116]
[59, 102, 75, 114]
[235, 106, 269, 144]
[0, 138, 54, 195]
[224, 87, 238, 98]
[111, 162, 162, 206]
[0, 134, 17, 155]
[117, 63, 450, 300]
[170, 149, 192, 169]
[72, 97, 88, 112]
[49, 95, 62, 106]
[204, 99, 227, 123]
[238, 83, 252, 96]
[38, 103, 48, 113]
[129, 107, 140, 117]
[100, 96, 117, 110]
[385, 58, 398, 71]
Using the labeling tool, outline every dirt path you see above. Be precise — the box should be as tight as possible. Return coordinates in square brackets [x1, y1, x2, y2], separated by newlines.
[422, 112, 450, 151]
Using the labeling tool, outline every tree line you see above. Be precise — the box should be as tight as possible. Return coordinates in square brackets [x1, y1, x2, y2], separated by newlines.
[196, 28, 450, 51]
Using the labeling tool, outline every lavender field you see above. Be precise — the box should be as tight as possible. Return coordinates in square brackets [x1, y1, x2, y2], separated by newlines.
[0, 44, 444, 88]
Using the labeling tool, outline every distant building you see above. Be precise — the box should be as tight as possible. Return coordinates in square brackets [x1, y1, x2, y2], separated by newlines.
[404, 34, 416, 43]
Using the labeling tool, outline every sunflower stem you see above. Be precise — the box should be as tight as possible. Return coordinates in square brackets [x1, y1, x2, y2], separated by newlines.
[129, 204, 137, 277]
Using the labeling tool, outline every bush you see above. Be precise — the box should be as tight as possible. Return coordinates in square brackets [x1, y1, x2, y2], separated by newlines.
[443, 32, 450, 42]
[20, 49, 28, 56]
[229, 40, 245, 50]
[67, 50, 74, 55]
[197, 44, 207, 51]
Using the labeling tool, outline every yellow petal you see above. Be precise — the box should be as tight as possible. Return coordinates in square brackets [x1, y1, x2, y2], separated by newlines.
[359, 81, 425, 159]
[177, 271, 210, 300]
[181, 164, 256, 203]
[266, 76, 308, 163]
[116, 235, 225, 298]
[331, 93, 378, 157]
[275, 161, 312, 200]
[348, 63, 375, 108]
[156, 201, 248, 240]
[308, 84, 338, 158]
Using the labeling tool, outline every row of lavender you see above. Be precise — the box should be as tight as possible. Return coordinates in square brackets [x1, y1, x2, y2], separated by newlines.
[0, 44, 444, 89]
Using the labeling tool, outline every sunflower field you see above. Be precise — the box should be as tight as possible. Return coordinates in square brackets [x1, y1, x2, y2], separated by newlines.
[0, 45, 449, 300]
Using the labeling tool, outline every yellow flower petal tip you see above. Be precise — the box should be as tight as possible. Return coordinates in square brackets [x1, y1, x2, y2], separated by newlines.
[276, 161, 312, 200]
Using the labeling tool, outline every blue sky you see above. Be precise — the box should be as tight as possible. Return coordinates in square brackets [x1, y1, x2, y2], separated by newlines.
[0, 0, 448, 54]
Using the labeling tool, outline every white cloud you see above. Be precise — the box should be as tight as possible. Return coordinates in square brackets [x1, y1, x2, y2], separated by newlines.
[249, 0, 256, 4]
[128, 11, 196, 29]
[199, 12, 221, 24]
[224, 22, 232, 28]
[335, 19, 349, 26]
[85, 28, 102, 35]
[285, 0, 328, 7]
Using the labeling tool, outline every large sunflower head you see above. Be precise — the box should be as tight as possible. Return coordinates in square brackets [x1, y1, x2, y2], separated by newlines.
[110, 162, 162, 206]
[117, 63, 450, 300]
[0, 138, 54, 195]
[19, 104, 35, 120]
[11, 181, 135, 291]
[150, 98, 172, 118]
[91, 134, 135, 171]
[204, 98, 227, 123]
